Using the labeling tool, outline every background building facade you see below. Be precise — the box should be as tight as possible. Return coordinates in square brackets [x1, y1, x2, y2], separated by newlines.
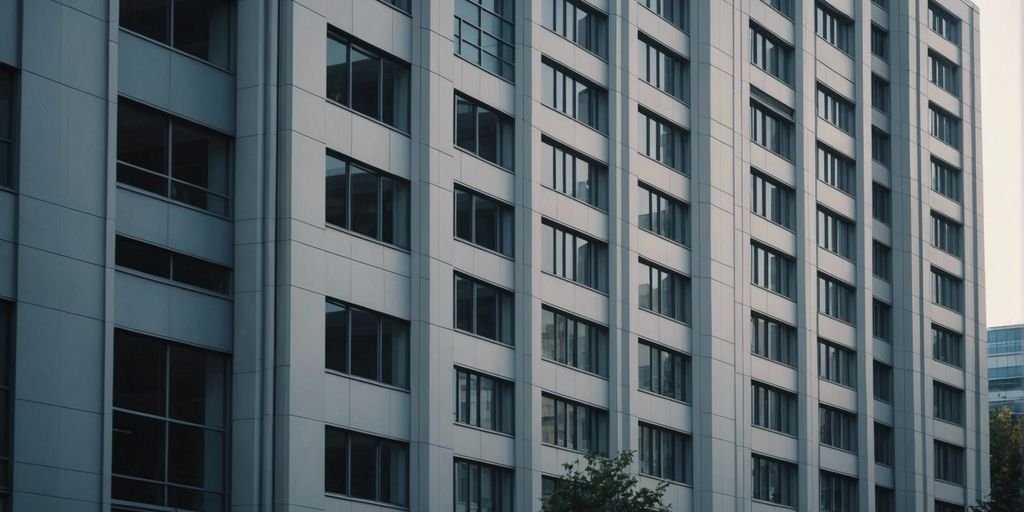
[987, 325, 1023, 417]
[0, 0, 987, 511]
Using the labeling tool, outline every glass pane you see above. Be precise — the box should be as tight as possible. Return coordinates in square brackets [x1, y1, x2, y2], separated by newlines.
[171, 122, 229, 196]
[167, 423, 224, 490]
[477, 107, 499, 164]
[327, 36, 350, 104]
[455, 189, 473, 242]
[325, 428, 348, 494]
[169, 344, 225, 427]
[114, 331, 166, 415]
[112, 411, 166, 481]
[173, 253, 230, 294]
[173, 0, 232, 68]
[381, 176, 409, 247]
[381, 317, 408, 388]
[380, 441, 408, 506]
[350, 307, 378, 380]
[118, 102, 168, 174]
[349, 434, 378, 500]
[349, 165, 379, 239]
[455, 276, 474, 332]
[474, 195, 499, 251]
[350, 46, 381, 119]
[381, 58, 409, 131]
[475, 282, 498, 340]
[116, 236, 172, 279]
[325, 154, 348, 228]
[325, 301, 348, 373]
[121, 0, 170, 44]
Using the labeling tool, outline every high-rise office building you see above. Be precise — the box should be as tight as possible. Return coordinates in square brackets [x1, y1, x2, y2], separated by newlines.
[0, 0, 987, 511]
[987, 325, 1023, 417]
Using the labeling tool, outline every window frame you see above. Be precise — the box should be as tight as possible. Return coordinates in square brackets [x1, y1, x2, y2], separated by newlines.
[119, 0, 235, 69]
[325, 150, 411, 249]
[751, 380, 798, 436]
[872, 241, 892, 282]
[750, 241, 796, 299]
[324, 426, 409, 506]
[638, 422, 692, 484]
[454, 366, 515, 435]
[454, 184, 515, 257]
[454, 93, 515, 171]
[751, 453, 797, 506]
[929, 103, 962, 149]
[453, 458, 515, 512]
[638, 339, 691, 403]
[928, 2, 961, 46]
[873, 182, 892, 224]
[931, 267, 963, 312]
[750, 22, 794, 85]
[931, 211, 963, 257]
[640, 0, 689, 32]
[541, 136, 608, 210]
[454, 272, 515, 345]
[640, 107, 689, 174]
[874, 422, 894, 466]
[638, 258, 691, 324]
[818, 338, 856, 388]
[751, 312, 798, 367]
[751, 169, 796, 230]
[453, 0, 516, 81]
[541, 393, 609, 455]
[817, 206, 856, 261]
[819, 470, 858, 512]
[933, 381, 965, 426]
[326, 27, 411, 132]
[929, 50, 961, 97]
[931, 157, 963, 202]
[873, 360, 893, 403]
[0, 66, 15, 190]
[114, 235, 232, 295]
[750, 98, 794, 160]
[324, 297, 410, 389]
[638, 32, 690, 103]
[934, 441, 966, 485]
[542, 0, 608, 58]
[541, 305, 609, 378]
[932, 324, 964, 368]
[816, 83, 855, 133]
[541, 219, 609, 292]
[541, 58, 609, 133]
[638, 182, 690, 246]
[816, 144, 854, 195]
[815, 3, 854, 54]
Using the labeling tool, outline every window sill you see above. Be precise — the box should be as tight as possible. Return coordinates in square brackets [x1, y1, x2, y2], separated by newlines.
[819, 246, 856, 264]
[325, 222, 412, 254]
[817, 37, 854, 58]
[637, 5, 689, 35]
[751, 424, 798, 440]
[119, 28, 234, 74]
[324, 368, 410, 394]
[931, 301, 964, 316]
[639, 227, 690, 250]
[637, 152, 689, 178]
[752, 213, 796, 234]
[541, 104, 608, 138]
[638, 79, 689, 107]
[453, 53, 515, 85]
[542, 27, 608, 63]
[752, 284, 796, 303]
[540, 270, 609, 297]
[751, 352, 797, 370]
[454, 236, 514, 262]
[324, 493, 409, 510]
[453, 145, 515, 175]
[637, 387, 689, 406]
[932, 357, 964, 371]
[454, 327, 515, 350]
[117, 183, 232, 221]
[540, 442, 606, 458]
[541, 357, 608, 381]
[453, 421, 515, 439]
[752, 142, 793, 163]
[931, 245, 963, 260]
[542, 184, 608, 214]
[934, 417, 965, 429]
[752, 498, 798, 509]
[820, 443, 857, 454]
[818, 377, 856, 392]
[639, 306, 690, 327]
[325, 98, 411, 137]
[115, 268, 232, 300]
[638, 472, 692, 488]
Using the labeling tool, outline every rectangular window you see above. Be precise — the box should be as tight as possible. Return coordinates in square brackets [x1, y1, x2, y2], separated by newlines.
[541, 220, 608, 292]
[542, 138, 607, 210]
[875, 422, 894, 466]
[326, 151, 410, 248]
[541, 476, 559, 499]
[752, 313, 797, 367]
[751, 454, 797, 506]
[541, 59, 608, 133]
[931, 157, 962, 202]
[816, 3, 853, 54]
[541, 306, 609, 377]
[932, 267, 963, 312]
[936, 501, 966, 512]
[455, 185, 514, 257]
[873, 183, 892, 224]
[120, 0, 232, 68]
[640, 107, 688, 174]
[639, 183, 689, 246]
[0, 302, 10, 502]
[325, 299, 409, 388]
[751, 100, 794, 159]
[455, 367, 514, 434]
[326, 29, 410, 131]
[932, 212, 963, 257]
[929, 2, 961, 45]
[751, 170, 796, 230]
[872, 0, 888, 9]
[877, 487, 895, 512]
[638, 259, 690, 323]
[325, 427, 408, 505]
[638, 423, 691, 483]
[819, 405, 857, 452]
[454, 273, 514, 344]
[818, 339, 856, 388]
[818, 275, 856, 324]
[639, 33, 689, 102]
[873, 241, 891, 281]
[115, 235, 231, 294]
[750, 23, 793, 85]
[817, 206, 856, 260]
[454, 459, 514, 512]
[641, 0, 688, 31]
[543, 0, 607, 57]
[455, 94, 515, 170]
[929, 50, 960, 97]
[933, 324, 964, 368]
[112, 330, 228, 510]
[934, 381, 964, 425]
[871, 24, 888, 61]
[930, 103, 961, 149]
[872, 128, 891, 167]
[541, 394, 609, 454]
[0, 68, 12, 188]
[873, 299, 892, 342]
[382, 0, 410, 12]
[638, 340, 691, 402]
[751, 242, 796, 299]
[934, 441, 965, 485]
[751, 381, 798, 435]
[117, 99, 231, 216]
[454, 0, 515, 80]
[874, 360, 893, 403]
[820, 471, 858, 512]
[762, 0, 793, 17]
[817, 144, 855, 194]
[872, 75, 890, 114]
[817, 84, 855, 133]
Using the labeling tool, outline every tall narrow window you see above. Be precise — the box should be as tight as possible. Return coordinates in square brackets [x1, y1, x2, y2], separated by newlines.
[325, 427, 409, 506]
[0, 68, 12, 188]
[930, 103, 961, 149]
[454, 273, 514, 345]
[120, 0, 232, 68]
[542, 0, 607, 57]
[115, 235, 232, 294]
[932, 157, 962, 202]
[455, 185, 514, 257]
[751, 99, 794, 159]
[874, 360, 893, 402]
[541, 220, 608, 292]
[325, 299, 409, 388]
[932, 324, 964, 368]
[326, 29, 411, 131]
[818, 339, 856, 388]
[931, 212, 963, 257]
[819, 405, 857, 452]
[872, 128, 891, 167]
[751, 381, 798, 435]
[326, 152, 410, 248]
[873, 299, 892, 342]
[873, 242, 891, 281]
[639, 33, 689, 103]
[638, 340, 691, 402]
[817, 207, 856, 260]
[638, 423, 691, 483]
[820, 471, 858, 512]
[928, 2, 961, 45]
[932, 267, 963, 312]
[541, 394, 608, 454]
[752, 455, 797, 506]
[640, 107, 688, 174]
[871, 25, 888, 61]
[750, 23, 793, 85]
[815, 4, 853, 54]
[934, 381, 964, 425]
[455, 367, 514, 434]
[541, 59, 608, 132]
[818, 274, 856, 324]
[751, 313, 797, 367]
[638, 259, 690, 323]
[638, 183, 689, 246]
[454, 0, 515, 80]
[929, 50, 960, 97]
[454, 459, 514, 512]
[541, 306, 609, 377]
[875, 422, 894, 466]
[817, 84, 855, 133]
[873, 183, 892, 224]
[872, 75, 890, 114]
[455, 94, 515, 170]
[817, 144, 855, 194]
[751, 170, 796, 230]
[641, 0, 688, 31]
[751, 242, 796, 299]
[934, 441, 965, 485]
[542, 138, 607, 210]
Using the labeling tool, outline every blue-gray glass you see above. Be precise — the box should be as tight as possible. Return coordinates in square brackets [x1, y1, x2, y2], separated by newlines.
[173, 0, 232, 68]
[325, 301, 348, 373]
[348, 433, 377, 500]
[326, 37, 349, 104]
[325, 155, 348, 229]
[350, 307, 377, 380]
[324, 428, 348, 495]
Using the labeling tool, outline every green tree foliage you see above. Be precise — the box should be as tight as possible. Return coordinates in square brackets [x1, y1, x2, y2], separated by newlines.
[540, 451, 670, 512]
[970, 406, 1023, 512]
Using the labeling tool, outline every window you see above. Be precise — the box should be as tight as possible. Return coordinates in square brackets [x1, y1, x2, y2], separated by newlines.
[936, 501, 966, 512]
[455, 94, 515, 170]
[752, 313, 797, 367]
[541, 394, 608, 454]
[326, 152, 410, 248]
[0, 303, 10, 502]
[381, 0, 410, 12]
[325, 299, 409, 388]
[751, 242, 796, 299]
[542, 138, 607, 210]
[541, 306, 609, 377]
[820, 471, 857, 512]
[326, 29, 410, 131]
[638, 259, 690, 323]
[454, 273, 514, 344]
[638, 340, 690, 402]
[751, 99, 794, 159]
[873, 242, 891, 282]
[541, 59, 608, 133]
[750, 23, 793, 85]
[872, 75, 890, 114]
[817, 84, 854, 133]
[819, 405, 857, 452]
[115, 235, 231, 294]
[934, 381, 964, 425]
[455, 367, 514, 434]
[930, 104, 961, 149]
[117, 100, 231, 216]
[819, 339, 856, 387]
[934, 441, 965, 485]
[876, 487, 895, 512]
[762, 0, 793, 17]
[871, 25, 888, 61]
[933, 324, 963, 368]
[929, 2, 960, 45]
[817, 145, 855, 194]
[874, 360, 893, 402]
[454, 459, 514, 512]
[819, 275, 856, 324]
[0, 68, 12, 188]
[873, 300, 892, 343]
[325, 427, 408, 506]
[639, 183, 689, 245]
[541, 476, 559, 499]
[455, 185, 514, 256]
[751, 454, 797, 506]
[875, 422, 894, 466]
[641, 0, 688, 31]
[638, 423, 691, 483]
[816, 4, 853, 54]
[932, 268, 963, 312]
[872, 128, 891, 167]
[751, 170, 796, 230]
[751, 381, 798, 435]
[454, 0, 515, 80]
[112, 330, 227, 510]
[120, 0, 232, 68]
[541, 220, 608, 292]
[817, 207, 856, 260]
[639, 34, 689, 102]
[543, 0, 607, 57]
[872, 0, 888, 9]
[929, 50, 960, 97]
[873, 183, 891, 224]
[931, 157, 962, 202]
[932, 212, 962, 257]
[640, 107, 688, 174]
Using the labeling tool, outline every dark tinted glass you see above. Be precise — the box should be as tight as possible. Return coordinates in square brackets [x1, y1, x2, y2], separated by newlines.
[121, 0, 170, 43]
[325, 301, 348, 373]
[326, 36, 349, 104]
[173, 0, 232, 68]
[381, 317, 408, 388]
[167, 423, 224, 488]
[118, 102, 168, 174]
[379, 441, 408, 505]
[455, 188, 473, 241]
[350, 307, 378, 380]
[116, 237, 171, 278]
[381, 58, 408, 131]
[380, 176, 409, 247]
[169, 344, 225, 427]
[456, 97, 477, 153]
[477, 107, 499, 163]
[455, 275, 474, 332]
[474, 195, 499, 250]
[325, 154, 348, 228]
[475, 282, 498, 340]
[114, 331, 166, 415]
[171, 123, 228, 193]
[350, 46, 380, 119]
[349, 433, 377, 499]
[349, 165, 379, 238]
[113, 411, 166, 480]
[325, 428, 348, 494]
[173, 253, 230, 294]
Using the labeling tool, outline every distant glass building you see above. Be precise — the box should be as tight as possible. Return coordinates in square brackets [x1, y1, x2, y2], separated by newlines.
[988, 325, 1024, 417]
